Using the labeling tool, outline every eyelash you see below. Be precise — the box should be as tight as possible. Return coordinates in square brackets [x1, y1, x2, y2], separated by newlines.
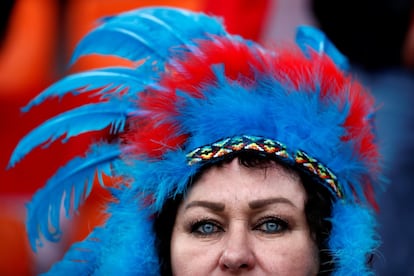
[190, 219, 223, 236]
[188, 216, 290, 236]
[253, 216, 290, 234]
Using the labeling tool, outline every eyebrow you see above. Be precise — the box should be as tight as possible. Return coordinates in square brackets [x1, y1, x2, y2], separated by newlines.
[184, 197, 296, 212]
[185, 200, 225, 212]
[248, 197, 296, 209]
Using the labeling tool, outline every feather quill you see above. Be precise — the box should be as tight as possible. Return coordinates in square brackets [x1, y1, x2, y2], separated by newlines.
[9, 101, 135, 167]
[70, 7, 227, 66]
[23, 67, 156, 112]
[26, 143, 121, 251]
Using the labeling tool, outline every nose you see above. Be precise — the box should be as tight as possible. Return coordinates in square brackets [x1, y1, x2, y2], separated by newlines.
[219, 227, 256, 271]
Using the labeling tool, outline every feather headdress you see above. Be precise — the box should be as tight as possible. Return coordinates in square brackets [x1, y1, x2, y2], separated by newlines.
[9, 7, 382, 275]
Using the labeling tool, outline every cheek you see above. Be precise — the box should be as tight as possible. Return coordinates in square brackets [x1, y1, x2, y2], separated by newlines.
[170, 228, 219, 275]
[258, 234, 320, 275]
[170, 230, 187, 274]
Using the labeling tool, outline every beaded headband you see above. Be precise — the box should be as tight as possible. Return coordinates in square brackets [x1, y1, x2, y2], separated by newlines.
[186, 135, 343, 199]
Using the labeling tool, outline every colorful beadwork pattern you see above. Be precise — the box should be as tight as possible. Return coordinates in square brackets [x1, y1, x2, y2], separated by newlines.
[186, 135, 344, 199]
[295, 151, 344, 198]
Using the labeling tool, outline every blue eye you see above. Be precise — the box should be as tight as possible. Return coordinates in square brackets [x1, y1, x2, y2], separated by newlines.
[191, 220, 222, 236]
[199, 223, 215, 234]
[264, 221, 280, 232]
[255, 218, 288, 234]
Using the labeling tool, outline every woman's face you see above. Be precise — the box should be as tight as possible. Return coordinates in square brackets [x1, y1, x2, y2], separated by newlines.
[171, 159, 319, 275]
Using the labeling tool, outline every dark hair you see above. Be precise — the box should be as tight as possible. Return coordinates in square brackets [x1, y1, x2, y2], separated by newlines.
[154, 152, 334, 275]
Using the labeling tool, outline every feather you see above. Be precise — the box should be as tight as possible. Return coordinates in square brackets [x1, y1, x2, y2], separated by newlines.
[93, 193, 160, 275]
[44, 195, 159, 275]
[70, 7, 227, 66]
[26, 143, 121, 251]
[9, 101, 135, 168]
[41, 227, 106, 275]
[329, 202, 379, 275]
[295, 25, 349, 71]
[23, 67, 156, 112]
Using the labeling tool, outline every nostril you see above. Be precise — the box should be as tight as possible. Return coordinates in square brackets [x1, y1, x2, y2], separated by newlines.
[224, 263, 249, 269]
[239, 263, 249, 269]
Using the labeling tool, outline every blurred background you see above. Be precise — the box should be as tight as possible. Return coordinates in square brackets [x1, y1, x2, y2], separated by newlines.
[1, 0, 413, 274]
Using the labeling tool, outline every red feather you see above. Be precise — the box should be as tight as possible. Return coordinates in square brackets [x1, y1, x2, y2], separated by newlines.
[126, 37, 379, 179]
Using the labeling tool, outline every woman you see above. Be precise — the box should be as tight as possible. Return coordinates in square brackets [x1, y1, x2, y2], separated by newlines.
[9, 7, 382, 275]
[156, 152, 333, 275]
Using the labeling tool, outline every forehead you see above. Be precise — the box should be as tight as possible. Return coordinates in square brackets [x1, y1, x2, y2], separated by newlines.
[186, 158, 307, 208]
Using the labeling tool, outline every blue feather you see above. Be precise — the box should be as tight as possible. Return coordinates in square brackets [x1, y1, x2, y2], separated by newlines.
[26, 143, 121, 251]
[329, 202, 379, 275]
[23, 67, 156, 112]
[9, 101, 135, 168]
[295, 25, 349, 71]
[132, 7, 228, 46]
[72, 27, 167, 64]
[43, 196, 159, 275]
[70, 7, 227, 65]
[41, 227, 105, 275]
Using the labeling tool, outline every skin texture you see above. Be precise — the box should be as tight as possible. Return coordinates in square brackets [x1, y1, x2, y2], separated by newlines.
[171, 159, 319, 275]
